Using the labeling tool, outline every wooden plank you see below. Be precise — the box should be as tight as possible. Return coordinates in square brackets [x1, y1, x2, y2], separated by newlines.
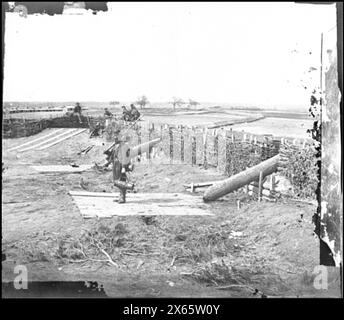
[37, 129, 87, 150]
[18, 129, 77, 152]
[69, 190, 204, 201]
[183, 180, 225, 189]
[74, 197, 206, 208]
[31, 164, 94, 173]
[7, 128, 65, 152]
[70, 191, 213, 217]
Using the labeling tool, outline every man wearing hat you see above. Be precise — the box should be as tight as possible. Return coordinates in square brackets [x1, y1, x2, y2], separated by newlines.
[104, 135, 134, 204]
[73, 102, 83, 124]
[121, 105, 131, 121]
[129, 103, 140, 121]
[112, 135, 135, 203]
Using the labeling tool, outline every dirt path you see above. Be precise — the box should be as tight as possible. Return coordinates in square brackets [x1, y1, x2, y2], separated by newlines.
[2, 131, 341, 297]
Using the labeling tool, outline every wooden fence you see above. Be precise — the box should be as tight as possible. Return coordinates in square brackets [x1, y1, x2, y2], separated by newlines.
[105, 121, 313, 177]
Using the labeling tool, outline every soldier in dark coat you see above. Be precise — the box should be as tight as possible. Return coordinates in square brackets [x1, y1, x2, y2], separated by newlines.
[121, 106, 131, 121]
[104, 108, 113, 118]
[111, 136, 134, 203]
[129, 104, 140, 121]
[73, 102, 82, 124]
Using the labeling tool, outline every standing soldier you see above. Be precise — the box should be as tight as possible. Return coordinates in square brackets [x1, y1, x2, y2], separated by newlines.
[129, 103, 141, 121]
[121, 106, 130, 121]
[105, 135, 135, 203]
[73, 102, 83, 124]
[104, 107, 113, 118]
[104, 107, 113, 127]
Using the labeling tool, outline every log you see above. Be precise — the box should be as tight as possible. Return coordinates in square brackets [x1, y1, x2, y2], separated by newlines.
[203, 154, 280, 202]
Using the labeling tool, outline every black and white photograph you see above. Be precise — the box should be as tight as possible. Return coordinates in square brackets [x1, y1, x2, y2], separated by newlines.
[1, 1, 342, 301]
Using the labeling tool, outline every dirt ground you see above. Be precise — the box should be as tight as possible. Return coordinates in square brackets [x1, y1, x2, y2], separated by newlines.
[2, 129, 341, 298]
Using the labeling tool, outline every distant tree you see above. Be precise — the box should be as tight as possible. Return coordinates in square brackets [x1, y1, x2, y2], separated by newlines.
[188, 99, 200, 108]
[136, 95, 149, 109]
[170, 97, 185, 111]
[109, 101, 120, 106]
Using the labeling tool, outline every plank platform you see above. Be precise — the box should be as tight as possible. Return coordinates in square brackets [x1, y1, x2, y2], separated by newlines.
[19, 129, 78, 152]
[7, 128, 87, 153]
[69, 191, 213, 218]
[32, 165, 94, 173]
[7, 128, 65, 152]
[37, 129, 87, 150]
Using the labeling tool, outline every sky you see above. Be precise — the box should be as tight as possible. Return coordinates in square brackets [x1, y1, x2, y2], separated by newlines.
[3, 2, 337, 108]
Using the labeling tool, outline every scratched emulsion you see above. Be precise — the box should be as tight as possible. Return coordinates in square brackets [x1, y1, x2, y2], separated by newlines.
[319, 26, 342, 267]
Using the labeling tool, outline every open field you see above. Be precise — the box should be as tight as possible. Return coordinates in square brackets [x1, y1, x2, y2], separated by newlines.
[2, 129, 340, 297]
[3, 102, 312, 139]
[230, 117, 314, 140]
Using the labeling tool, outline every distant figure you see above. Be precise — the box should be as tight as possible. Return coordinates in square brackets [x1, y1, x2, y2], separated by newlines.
[104, 108, 113, 118]
[121, 105, 131, 121]
[73, 102, 82, 124]
[104, 108, 113, 126]
[90, 122, 102, 138]
[129, 104, 140, 121]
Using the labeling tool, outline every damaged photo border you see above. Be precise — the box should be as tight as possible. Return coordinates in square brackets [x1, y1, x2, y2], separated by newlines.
[1, 0, 343, 308]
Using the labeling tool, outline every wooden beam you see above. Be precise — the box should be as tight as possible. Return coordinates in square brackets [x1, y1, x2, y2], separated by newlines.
[37, 129, 87, 150]
[32, 164, 93, 173]
[18, 129, 77, 152]
[7, 128, 65, 152]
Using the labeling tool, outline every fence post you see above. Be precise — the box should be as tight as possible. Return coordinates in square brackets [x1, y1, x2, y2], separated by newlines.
[137, 125, 142, 160]
[214, 130, 219, 169]
[180, 125, 184, 163]
[271, 173, 276, 192]
[192, 127, 196, 166]
[169, 126, 173, 164]
[147, 122, 152, 161]
[160, 125, 163, 140]
[203, 128, 208, 169]
[225, 130, 231, 175]
[258, 171, 263, 202]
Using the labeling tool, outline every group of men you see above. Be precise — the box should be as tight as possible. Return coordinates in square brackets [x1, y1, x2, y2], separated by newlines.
[103, 104, 140, 122]
[121, 104, 141, 122]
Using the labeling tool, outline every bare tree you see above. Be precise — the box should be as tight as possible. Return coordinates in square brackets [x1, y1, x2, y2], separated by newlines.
[188, 99, 200, 108]
[170, 97, 185, 111]
[136, 95, 149, 109]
